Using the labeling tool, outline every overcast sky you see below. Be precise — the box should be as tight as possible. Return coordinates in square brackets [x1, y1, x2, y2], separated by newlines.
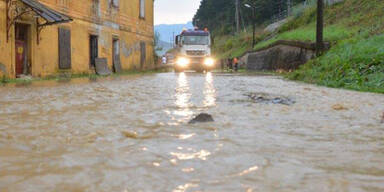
[154, 0, 201, 25]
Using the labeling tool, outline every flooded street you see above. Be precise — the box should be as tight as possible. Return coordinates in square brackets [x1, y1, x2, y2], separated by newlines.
[0, 72, 383, 192]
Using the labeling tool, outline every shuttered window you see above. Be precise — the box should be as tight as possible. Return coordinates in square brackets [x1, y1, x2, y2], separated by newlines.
[58, 28, 71, 69]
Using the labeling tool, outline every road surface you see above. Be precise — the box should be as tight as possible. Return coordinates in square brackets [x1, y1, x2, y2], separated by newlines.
[0, 72, 383, 191]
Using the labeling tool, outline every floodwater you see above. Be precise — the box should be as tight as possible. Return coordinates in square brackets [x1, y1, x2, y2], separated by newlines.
[0, 72, 383, 192]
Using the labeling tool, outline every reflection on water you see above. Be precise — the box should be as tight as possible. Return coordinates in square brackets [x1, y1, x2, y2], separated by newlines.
[173, 183, 199, 192]
[0, 72, 384, 192]
[203, 72, 216, 107]
[170, 149, 211, 160]
[175, 72, 190, 108]
[174, 72, 193, 121]
[235, 166, 259, 176]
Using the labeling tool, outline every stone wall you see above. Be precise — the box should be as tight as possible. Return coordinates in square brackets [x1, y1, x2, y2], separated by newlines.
[243, 40, 329, 71]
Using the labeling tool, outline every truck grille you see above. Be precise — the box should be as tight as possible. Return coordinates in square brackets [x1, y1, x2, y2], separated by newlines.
[186, 50, 206, 56]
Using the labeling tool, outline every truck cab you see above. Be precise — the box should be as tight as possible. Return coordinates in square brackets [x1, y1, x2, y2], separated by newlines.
[174, 29, 215, 72]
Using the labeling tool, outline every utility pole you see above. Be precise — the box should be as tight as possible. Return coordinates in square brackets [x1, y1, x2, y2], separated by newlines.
[287, 0, 291, 16]
[244, 3, 256, 49]
[251, 7, 256, 48]
[278, 0, 282, 20]
[316, 0, 324, 56]
[235, 0, 240, 33]
[240, 7, 247, 32]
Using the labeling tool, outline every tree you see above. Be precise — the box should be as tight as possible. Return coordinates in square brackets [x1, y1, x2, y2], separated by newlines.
[193, 0, 307, 35]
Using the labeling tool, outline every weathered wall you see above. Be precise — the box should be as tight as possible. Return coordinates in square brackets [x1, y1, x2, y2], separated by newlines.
[244, 41, 319, 71]
[0, 0, 11, 77]
[0, 0, 154, 79]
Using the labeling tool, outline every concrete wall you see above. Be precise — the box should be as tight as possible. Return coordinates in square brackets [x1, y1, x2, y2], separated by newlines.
[0, 0, 154, 79]
[244, 40, 320, 71]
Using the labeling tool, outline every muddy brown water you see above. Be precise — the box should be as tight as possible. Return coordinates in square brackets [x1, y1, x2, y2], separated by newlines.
[0, 72, 383, 192]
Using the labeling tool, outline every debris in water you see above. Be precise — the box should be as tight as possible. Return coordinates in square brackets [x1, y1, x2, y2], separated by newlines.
[122, 130, 138, 139]
[189, 113, 214, 124]
[122, 130, 154, 139]
[332, 104, 348, 111]
[381, 112, 384, 124]
[0, 132, 13, 140]
[246, 92, 295, 105]
[86, 132, 99, 143]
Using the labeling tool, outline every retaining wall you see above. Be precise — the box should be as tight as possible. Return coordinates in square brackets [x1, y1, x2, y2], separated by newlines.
[243, 40, 329, 71]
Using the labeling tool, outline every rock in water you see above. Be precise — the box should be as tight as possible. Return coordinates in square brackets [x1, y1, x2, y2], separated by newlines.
[246, 92, 296, 106]
[189, 113, 214, 124]
[332, 104, 348, 111]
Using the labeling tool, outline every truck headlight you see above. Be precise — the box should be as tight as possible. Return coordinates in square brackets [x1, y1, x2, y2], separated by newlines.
[176, 57, 190, 67]
[204, 58, 215, 67]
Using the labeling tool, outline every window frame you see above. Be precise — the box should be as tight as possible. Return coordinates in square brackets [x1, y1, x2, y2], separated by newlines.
[139, 0, 145, 19]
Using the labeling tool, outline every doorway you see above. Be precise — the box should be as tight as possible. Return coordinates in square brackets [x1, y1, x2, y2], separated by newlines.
[15, 23, 31, 77]
[89, 35, 98, 68]
[112, 38, 121, 73]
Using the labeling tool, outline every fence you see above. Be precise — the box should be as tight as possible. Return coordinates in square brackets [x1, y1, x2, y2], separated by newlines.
[266, 0, 344, 25]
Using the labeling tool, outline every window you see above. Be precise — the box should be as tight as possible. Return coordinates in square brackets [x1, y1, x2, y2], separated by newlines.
[139, 0, 145, 19]
[58, 0, 69, 7]
[110, 0, 119, 8]
[92, 0, 100, 16]
[182, 36, 209, 45]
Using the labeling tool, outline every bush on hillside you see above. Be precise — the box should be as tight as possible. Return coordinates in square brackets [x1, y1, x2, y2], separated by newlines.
[288, 34, 384, 93]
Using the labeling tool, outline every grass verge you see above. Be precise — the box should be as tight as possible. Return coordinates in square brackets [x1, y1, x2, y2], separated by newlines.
[213, 0, 384, 93]
[287, 34, 384, 93]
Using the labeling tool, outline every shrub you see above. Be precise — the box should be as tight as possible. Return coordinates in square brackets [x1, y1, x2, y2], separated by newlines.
[224, 39, 233, 50]
[288, 34, 384, 93]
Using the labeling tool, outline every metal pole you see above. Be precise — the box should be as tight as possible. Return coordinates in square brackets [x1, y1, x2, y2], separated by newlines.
[316, 0, 324, 56]
[252, 8, 256, 49]
[235, 0, 240, 33]
[278, 0, 282, 19]
[287, 0, 291, 16]
[6, 0, 10, 42]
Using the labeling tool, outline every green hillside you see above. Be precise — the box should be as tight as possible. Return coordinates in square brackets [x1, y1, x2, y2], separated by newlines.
[211, 0, 384, 93]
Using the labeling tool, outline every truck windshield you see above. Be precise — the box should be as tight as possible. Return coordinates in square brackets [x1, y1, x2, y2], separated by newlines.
[183, 36, 209, 45]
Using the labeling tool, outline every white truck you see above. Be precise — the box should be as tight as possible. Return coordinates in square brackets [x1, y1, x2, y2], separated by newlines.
[174, 29, 215, 72]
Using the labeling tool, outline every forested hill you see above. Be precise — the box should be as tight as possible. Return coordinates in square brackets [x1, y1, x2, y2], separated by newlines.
[193, 0, 305, 35]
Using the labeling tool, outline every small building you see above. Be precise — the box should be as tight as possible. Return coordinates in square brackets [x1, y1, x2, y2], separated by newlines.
[0, 0, 154, 79]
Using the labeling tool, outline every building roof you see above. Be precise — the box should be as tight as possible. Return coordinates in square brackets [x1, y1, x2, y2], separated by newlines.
[21, 0, 72, 26]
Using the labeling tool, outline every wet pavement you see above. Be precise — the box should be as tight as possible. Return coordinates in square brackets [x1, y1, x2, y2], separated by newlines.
[0, 72, 383, 192]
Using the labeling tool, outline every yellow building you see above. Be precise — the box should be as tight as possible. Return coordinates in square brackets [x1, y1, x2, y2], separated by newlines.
[0, 0, 154, 79]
